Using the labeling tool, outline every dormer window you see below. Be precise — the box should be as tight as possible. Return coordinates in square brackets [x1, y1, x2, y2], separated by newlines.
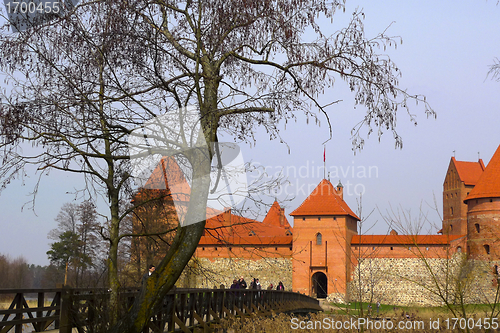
[248, 230, 256, 236]
[285, 230, 292, 236]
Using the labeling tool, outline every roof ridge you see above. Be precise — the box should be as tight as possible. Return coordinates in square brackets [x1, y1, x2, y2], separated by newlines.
[465, 145, 500, 201]
[290, 179, 359, 219]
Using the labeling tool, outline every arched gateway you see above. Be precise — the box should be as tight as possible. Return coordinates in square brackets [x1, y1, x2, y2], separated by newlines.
[311, 272, 328, 298]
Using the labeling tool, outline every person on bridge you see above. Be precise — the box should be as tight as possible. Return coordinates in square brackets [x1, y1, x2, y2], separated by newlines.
[276, 281, 285, 291]
[238, 276, 247, 289]
[230, 279, 240, 289]
[141, 264, 155, 285]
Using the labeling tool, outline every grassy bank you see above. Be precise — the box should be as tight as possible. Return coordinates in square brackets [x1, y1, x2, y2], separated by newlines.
[218, 302, 500, 332]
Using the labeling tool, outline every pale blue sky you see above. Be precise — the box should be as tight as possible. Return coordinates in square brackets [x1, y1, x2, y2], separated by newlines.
[1, 0, 499, 265]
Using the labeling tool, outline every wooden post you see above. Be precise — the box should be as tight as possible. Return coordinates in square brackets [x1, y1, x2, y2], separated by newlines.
[59, 287, 73, 333]
[15, 293, 22, 333]
[36, 291, 44, 332]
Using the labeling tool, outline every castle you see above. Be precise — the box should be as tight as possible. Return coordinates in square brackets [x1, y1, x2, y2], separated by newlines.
[132, 144, 500, 305]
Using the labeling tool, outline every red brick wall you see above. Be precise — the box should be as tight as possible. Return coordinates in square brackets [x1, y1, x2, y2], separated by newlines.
[443, 163, 470, 235]
[467, 198, 500, 259]
[352, 240, 465, 260]
[195, 244, 292, 260]
[292, 215, 358, 296]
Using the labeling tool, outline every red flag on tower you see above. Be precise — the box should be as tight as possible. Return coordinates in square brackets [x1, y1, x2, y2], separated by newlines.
[323, 146, 326, 162]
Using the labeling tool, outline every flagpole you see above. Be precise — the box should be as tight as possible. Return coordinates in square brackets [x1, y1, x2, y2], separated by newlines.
[323, 145, 326, 179]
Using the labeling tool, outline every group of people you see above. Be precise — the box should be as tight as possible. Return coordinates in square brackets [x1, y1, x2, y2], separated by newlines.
[143, 266, 287, 293]
[230, 276, 285, 291]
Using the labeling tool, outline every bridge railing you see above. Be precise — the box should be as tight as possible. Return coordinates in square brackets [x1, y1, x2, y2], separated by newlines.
[0, 288, 62, 333]
[0, 287, 320, 333]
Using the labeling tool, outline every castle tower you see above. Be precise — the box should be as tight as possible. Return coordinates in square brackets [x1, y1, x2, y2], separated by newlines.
[464, 145, 500, 259]
[442, 157, 485, 235]
[290, 179, 359, 298]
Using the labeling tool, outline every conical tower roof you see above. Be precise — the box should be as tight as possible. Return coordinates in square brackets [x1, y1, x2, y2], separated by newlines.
[465, 145, 500, 202]
[290, 179, 360, 220]
[262, 200, 291, 228]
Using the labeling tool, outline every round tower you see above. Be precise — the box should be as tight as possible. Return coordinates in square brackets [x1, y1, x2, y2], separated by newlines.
[464, 145, 500, 259]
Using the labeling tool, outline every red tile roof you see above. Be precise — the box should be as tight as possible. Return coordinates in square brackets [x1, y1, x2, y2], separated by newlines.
[199, 209, 293, 245]
[465, 145, 500, 201]
[351, 234, 465, 245]
[136, 157, 293, 245]
[132, 156, 190, 204]
[289, 179, 360, 220]
[262, 201, 291, 229]
[452, 157, 485, 186]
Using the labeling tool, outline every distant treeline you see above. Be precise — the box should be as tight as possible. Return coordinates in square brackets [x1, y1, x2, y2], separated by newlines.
[0, 254, 108, 289]
[0, 254, 61, 289]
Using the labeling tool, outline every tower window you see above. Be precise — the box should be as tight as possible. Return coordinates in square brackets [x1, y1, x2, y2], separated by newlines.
[475, 224, 480, 233]
[484, 244, 490, 255]
[390, 247, 393, 250]
[450, 207, 454, 216]
[318, 217, 321, 221]
[316, 233, 322, 245]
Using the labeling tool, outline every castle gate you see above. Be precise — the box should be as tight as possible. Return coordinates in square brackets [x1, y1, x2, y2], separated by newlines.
[311, 272, 328, 298]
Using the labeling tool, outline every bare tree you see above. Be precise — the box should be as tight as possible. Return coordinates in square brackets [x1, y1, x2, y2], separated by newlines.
[381, 203, 500, 331]
[47, 201, 103, 286]
[49, 203, 80, 240]
[0, 0, 434, 331]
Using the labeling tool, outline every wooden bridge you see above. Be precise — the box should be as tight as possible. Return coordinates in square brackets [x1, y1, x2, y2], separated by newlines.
[0, 287, 322, 333]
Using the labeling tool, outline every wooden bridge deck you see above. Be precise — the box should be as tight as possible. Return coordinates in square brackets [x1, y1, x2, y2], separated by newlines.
[0, 288, 322, 333]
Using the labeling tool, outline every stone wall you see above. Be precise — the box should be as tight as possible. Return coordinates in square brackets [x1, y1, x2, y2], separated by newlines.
[176, 257, 292, 290]
[346, 255, 500, 306]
